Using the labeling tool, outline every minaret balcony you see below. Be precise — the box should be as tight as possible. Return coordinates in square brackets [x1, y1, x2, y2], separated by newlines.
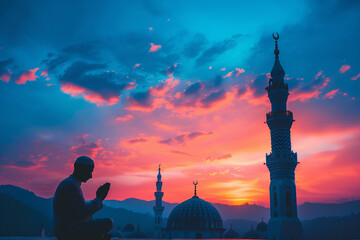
[266, 110, 293, 120]
[266, 151, 298, 179]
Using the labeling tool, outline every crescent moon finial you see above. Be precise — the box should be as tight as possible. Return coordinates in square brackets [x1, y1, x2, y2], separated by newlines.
[193, 180, 198, 186]
[272, 32, 279, 40]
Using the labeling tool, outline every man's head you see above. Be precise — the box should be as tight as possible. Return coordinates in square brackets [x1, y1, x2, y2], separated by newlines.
[73, 156, 94, 182]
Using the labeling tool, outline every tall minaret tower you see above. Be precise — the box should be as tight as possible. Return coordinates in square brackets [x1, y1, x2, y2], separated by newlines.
[153, 164, 164, 239]
[265, 33, 303, 240]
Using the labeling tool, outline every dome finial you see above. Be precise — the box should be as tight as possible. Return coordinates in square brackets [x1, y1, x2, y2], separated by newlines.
[193, 180, 198, 197]
[272, 32, 280, 59]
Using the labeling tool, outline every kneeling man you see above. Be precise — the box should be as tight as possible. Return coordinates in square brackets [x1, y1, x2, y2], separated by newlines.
[53, 156, 113, 240]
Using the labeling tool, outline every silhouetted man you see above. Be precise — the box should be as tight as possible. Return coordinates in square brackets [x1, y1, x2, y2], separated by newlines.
[53, 156, 113, 240]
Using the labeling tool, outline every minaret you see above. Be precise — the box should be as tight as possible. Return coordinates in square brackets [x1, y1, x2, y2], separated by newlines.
[153, 164, 164, 239]
[265, 33, 303, 240]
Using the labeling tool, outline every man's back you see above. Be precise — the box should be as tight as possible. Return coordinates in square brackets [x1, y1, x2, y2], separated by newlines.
[53, 175, 102, 234]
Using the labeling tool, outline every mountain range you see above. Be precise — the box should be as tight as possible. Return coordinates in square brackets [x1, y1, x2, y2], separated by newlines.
[1, 184, 360, 237]
[103, 193, 360, 221]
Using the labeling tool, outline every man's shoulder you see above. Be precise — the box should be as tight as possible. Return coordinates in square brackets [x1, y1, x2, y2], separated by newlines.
[56, 176, 78, 191]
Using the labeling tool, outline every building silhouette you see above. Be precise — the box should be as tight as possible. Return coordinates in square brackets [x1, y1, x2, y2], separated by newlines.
[222, 224, 241, 239]
[164, 181, 225, 239]
[265, 33, 304, 240]
[153, 164, 164, 239]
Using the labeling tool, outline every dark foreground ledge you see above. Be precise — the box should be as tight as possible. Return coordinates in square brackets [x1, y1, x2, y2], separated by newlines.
[0, 238, 123, 240]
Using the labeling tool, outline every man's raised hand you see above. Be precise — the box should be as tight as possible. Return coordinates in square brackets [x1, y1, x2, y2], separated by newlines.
[96, 182, 111, 200]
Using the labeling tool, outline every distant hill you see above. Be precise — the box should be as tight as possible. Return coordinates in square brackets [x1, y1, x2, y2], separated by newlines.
[0, 185, 53, 218]
[298, 201, 360, 220]
[0, 193, 52, 236]
[105, 197, 360, 222]
[0, 185, 156, 237]
[1, 184, 360, 229]
[302, 213, 360, 240]
[213, 202, 269, 222]
[223, 219, 258, 236]
[94, 206, 155, 235]
[104, 198, 178, 217]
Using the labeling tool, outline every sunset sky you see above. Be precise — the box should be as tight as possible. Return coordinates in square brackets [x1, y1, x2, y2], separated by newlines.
[0, 0, 359, 207]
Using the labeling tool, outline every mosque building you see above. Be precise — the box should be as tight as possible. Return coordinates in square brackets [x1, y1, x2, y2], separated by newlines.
[145, 33, 302, 240]
[163, 180, 225, 239]
[108, 221, 150, 239]
[222, 224, 241, 239]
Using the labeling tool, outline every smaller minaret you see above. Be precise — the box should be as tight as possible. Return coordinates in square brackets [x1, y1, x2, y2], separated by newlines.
[153, 164, 164, 239]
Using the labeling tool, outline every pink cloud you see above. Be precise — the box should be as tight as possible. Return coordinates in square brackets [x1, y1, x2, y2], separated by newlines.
[128, 138, 147, 144]
[289, 74, 330, 102]
[323, 89, 339, 99]
[116, 114, 134, 122]
[235, 68, 245, 76]
[221, 68, 226, 71]
[314, 70, 323, 79]
[149, 43, 161, 52]
[124, 82, 137, 90]
[223, 68, 245, 78]
[14, 68, 39, 84]
[46, 83, 56, 87]
[223, 71, 233, 78]
[83, 93, 120, 106]
[60, 83, 120, 106]
[41, 69, 48, 77]
[351, 73, 360, 81]
[148, 27, 153, 32]
[60, 83, 86, 96]
[133, 63, 141, 68]
[339, 64, 351, 73]
[71, 135, 103, 159]
[0, 70, 11, 83]
[126, 77, 178, 112]
[209, 66, 212, 70]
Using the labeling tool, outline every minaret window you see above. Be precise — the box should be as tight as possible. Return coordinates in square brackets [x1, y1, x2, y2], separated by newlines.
[274, 192, 278, 207]
[286, 191, 291, 206]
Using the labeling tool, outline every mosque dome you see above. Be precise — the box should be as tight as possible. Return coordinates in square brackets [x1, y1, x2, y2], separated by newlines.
[166, 195, 223, 230]
[127, 225, 150, 239]
[243, 225, 260, 239]
[256, 219, 267, 232]
[222, 225, 241, 239]
[108, 229, 125, 238]
[122, 222, 136, 232]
